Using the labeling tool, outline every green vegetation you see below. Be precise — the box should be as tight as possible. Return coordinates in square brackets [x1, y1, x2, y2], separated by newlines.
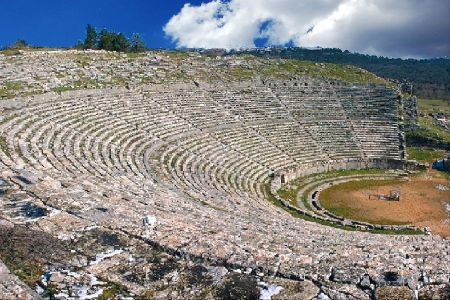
[40, 283, 59, 298]
[0, 80, 24, 99]
[98, 28, 129, 52]
[0, 136, 10, 157]
[0, 39, 28, 56]
[418, 98, 450, 114]
[406, 98, 450, 149]
[0, 39, 61, 56]
[129, 33, 147, 53]
[0, 226, 66, 288]
[77, 24, 147, 53]
[266, 175, 422, 235]
[51, 77, 134, 92]
[229, 66, 255, 79]
[6, 259, 43, 287]
[51, 77, 102, 93]
[84, 24, 97, 49]
[163, 51, 193, 63]
[224, 58, 389, 86]
[98, 282, 130, 300]
[239, 47, 450, 99]
[277, 168, 389, 208]
[407, 147, 448, 163]
[420, 117, 450, 141]
[260, 60, 389, 86]
[277, 188, 298, 206]
[51, 85, 77, 93]
[372, 228, 423, 235]
[125, 51, 147, 59]
[319, 179, 406, 224]
[406, 127, 449, 145]
[316, 168, 388, 179]
[0, 242, 43, 285]
[322, 178, 400, 191]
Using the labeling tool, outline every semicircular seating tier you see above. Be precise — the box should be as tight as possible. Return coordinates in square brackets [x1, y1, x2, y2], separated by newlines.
[0, 79, 448, 283]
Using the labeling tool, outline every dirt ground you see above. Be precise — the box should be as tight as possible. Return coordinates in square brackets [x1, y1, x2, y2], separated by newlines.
[320, 169, 450, 237]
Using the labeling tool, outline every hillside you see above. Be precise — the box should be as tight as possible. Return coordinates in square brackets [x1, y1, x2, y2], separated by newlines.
[235, 47, 450, 100]
[0, 49, 449, 299]
[0, 49, 391, 100]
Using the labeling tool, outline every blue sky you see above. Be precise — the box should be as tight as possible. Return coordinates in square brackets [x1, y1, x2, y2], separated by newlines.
[1, 0, 449, 58]
[0, 0, 204, 49]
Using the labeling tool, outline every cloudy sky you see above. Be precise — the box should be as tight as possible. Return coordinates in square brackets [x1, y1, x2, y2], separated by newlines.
[1, 0, 449, 58]
[164, 0, 450, 58]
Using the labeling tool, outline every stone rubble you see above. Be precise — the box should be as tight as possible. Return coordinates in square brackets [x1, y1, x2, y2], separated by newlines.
[0, 260, 40, 300]
[0, 50, 449, 299]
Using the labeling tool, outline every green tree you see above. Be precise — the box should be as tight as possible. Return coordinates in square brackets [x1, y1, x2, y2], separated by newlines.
[97, 29, 129, 52]
[97, 28, 114, 51]
[13, 39, 28, 48]
[87, 26, 146, 53]
[130, 33, 146, 53]
[84, 24, 97, 49]
[113, 33, 129, 52]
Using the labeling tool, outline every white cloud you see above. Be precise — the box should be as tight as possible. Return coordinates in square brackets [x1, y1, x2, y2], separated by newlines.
[163, 0, 450, 58]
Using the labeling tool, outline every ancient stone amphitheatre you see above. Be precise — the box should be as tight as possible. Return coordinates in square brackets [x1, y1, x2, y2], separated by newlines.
[0, 50, 449, 299]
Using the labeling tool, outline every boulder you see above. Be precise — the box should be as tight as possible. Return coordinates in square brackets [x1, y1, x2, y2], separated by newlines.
[375, 286, 413, 300]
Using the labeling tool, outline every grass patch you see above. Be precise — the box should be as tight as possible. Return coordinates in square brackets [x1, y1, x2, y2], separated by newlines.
[0, 136, 10, 157]
[277, 168, 390, 208]
[229, 66, 255, 79]
[266, 182, 421, 235]
[51, 78, 101, 93]
[418, 98, 450, 114]
[277, 188, 298, 206]
[192, 54, 391, 85]
[256, 59, 389, 86]
[0, 244, 45, 287]
[319, 168, 388, 179]
[0, 80, 24, 99]
[40, 283, 60, 298]
[125, 52, 147, 59]
[407, 98, 450, 147]
[98, 282, 131, 300]
[0, 48, 23, 56]
[265, 184, 285, 210]
[51, 85, 76, 93]
[419, 116, 450, 142]
[406, 147, 448, 163]
[163, 51, 192, 63]
[323, 178, 402, 191]
[1, 49, 394, 97]
[74, 55, 92, 68]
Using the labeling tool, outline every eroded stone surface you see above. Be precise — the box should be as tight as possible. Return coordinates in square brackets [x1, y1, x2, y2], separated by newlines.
[0, 260, 39, 300]
[418, 284, 450, 300]
[375, 286, 413, 300]
[0, 50, 449, 299]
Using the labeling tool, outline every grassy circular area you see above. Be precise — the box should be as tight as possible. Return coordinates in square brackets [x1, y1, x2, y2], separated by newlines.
[319, 171, 450, 237]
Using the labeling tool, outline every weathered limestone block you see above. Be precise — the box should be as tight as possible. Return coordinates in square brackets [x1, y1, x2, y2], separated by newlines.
[418, 284, 450, 300]
[322, 282, 370, 300]
[273, 280, 320, 300]
[375, 286, 413, 300]
[330, 266, 366, 285]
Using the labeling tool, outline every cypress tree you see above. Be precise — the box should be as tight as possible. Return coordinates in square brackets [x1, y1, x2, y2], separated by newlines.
[84, 24, 97, 49]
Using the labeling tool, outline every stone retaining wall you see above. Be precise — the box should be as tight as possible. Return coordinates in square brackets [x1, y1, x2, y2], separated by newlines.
[270, 159, 426, 232]
[273, 158, 426, 189]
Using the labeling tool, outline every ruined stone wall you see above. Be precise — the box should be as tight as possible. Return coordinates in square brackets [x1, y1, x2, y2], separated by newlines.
[273, 158, 425, 189]
[399, 92, 419, 132]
